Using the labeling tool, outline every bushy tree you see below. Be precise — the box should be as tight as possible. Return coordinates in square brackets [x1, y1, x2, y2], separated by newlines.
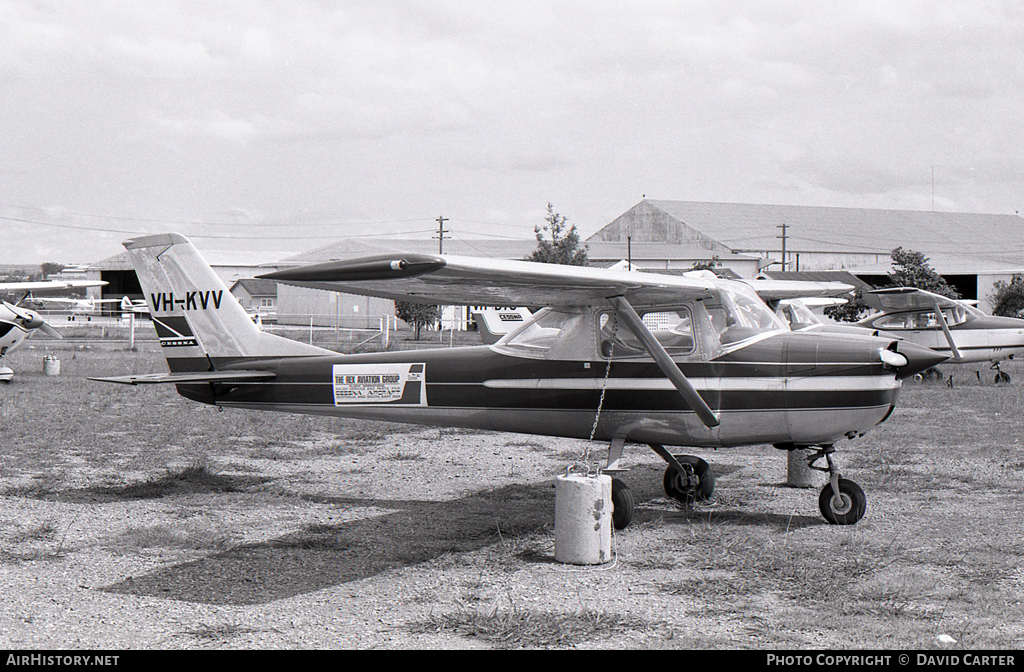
[690, 256, 720, 273]
[887, 247, 960, 299]
[824, 288, 871, 323]
[41, 262, 65, 278]
[526, 203, 588, 266]
[990, 275, 1024, 318]
[394, 301, 440, 340]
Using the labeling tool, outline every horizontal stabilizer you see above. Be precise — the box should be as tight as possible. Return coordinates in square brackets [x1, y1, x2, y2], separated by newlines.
[88, 370, 276, 386]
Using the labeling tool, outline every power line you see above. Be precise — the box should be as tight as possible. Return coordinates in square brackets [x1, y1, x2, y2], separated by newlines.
[0, 214, 440, 240]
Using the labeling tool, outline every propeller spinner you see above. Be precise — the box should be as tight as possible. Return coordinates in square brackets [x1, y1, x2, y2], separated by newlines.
[3, 301, 62, 339]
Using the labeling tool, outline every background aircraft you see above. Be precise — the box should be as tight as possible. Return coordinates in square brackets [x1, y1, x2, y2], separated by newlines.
[0, 279, 107, 380]
[472, 307, 533, 344]
[28, 295, 123, 316]
[93, 234, 945, 529]
[858, 287, 1024, 382]
[120, 296, 149, 314]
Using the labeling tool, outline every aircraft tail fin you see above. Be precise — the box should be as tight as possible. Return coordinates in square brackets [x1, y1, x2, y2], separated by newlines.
[123, 233, 330, 372]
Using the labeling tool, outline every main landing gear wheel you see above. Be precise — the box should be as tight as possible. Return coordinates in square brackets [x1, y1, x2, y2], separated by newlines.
[610, 478, 634, 530]
[818, 478, 866, 525]
[662, 455, 715, 504]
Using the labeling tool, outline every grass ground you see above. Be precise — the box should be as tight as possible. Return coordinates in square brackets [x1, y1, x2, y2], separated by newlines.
[0, 338, 1022, 649]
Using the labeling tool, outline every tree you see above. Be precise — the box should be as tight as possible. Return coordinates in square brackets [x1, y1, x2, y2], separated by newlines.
[395, 301, 440, 340]
[40, 262, 65, 279]
[887, 247, 960, 299]
[526, 203, 588, 266]
[690, 256, 720, 273]
[990, 275, 1024, 318]
[824, 287, 871, 323]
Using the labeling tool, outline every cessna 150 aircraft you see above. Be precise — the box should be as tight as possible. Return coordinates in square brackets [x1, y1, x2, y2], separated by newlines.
[92, 233, 946, 528]
[857, 287, 1024, 382]
[0, 279, 107, 380]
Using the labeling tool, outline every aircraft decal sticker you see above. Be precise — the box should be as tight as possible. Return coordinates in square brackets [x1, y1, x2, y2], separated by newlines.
[152, 315, 199, 348]
[332, 362, 426, 406]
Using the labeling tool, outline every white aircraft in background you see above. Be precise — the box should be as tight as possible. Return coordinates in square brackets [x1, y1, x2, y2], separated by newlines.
[472, 307, 533, 344]
[27, 295, 123, 316]
[857, 287, 1024, 383]
[120, 296, 149, 314]
[0, 279, 107, 380]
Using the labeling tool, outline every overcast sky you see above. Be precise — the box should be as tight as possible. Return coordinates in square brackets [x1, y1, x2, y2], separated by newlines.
[1, 1, 1022, 265]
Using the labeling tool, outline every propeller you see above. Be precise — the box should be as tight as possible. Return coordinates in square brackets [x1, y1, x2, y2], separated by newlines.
[2, 301, 62, 339]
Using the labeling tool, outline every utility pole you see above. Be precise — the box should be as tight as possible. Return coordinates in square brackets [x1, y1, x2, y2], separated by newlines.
[777, 222, 788, 271]
[434, 215, 449, 254]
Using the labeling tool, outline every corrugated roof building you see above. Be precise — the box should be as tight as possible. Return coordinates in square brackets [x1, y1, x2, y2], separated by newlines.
[592, 199, 1024, 311]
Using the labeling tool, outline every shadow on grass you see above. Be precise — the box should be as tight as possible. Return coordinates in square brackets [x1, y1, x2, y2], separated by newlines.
[2, 467, 276, 502]
[96, 461, 826, 606]
[101, 482, 556, 605]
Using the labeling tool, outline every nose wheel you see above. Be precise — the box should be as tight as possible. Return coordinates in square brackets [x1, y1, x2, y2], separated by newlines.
[807, 445, 866, 525]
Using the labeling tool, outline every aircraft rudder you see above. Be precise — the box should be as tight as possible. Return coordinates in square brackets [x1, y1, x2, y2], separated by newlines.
[124, 233, 328, 364]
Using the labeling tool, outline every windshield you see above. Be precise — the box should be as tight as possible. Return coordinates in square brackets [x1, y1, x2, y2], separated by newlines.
[777, 300, 822, 327]
[705, 282, 787, 343]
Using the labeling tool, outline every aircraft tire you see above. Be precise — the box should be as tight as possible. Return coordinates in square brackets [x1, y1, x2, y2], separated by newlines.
[996, 371, 1011, 384]
[818, 478, 866, 525]
[663, 456, 715, 504]
[611, 478, 634, 530]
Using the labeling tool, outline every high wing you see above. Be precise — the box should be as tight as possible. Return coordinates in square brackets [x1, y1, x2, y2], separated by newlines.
[862, 287, 962, 312]
[30, 297, 122, 305]
[261, 256, 854, 309]
[740, 279, 854, 302]
[260, 253, 722, 310]
[0, 280, 107, 292]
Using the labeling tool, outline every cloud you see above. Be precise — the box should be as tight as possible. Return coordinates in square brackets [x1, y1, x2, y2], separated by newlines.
[1, 0, 1023, 264]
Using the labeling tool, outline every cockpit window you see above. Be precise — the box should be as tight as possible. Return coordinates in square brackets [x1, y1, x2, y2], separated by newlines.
[598, 309, 695, 359]
[873, 306, 970, 330]
[503, 308, 584, 352]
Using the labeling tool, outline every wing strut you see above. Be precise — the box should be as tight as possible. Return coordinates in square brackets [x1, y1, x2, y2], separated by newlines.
[609, 296, 720, 428]
[932, 301, 963, 362]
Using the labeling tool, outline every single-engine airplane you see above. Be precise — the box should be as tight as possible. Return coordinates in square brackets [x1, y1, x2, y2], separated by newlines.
[472, 307, 533, 344]
[92, 233, 946, 528]
[120, 296, 149, 314]
[857, 287, 1024, 382]
[28, 295, 124, 316]
[0, 279, 107, 380]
